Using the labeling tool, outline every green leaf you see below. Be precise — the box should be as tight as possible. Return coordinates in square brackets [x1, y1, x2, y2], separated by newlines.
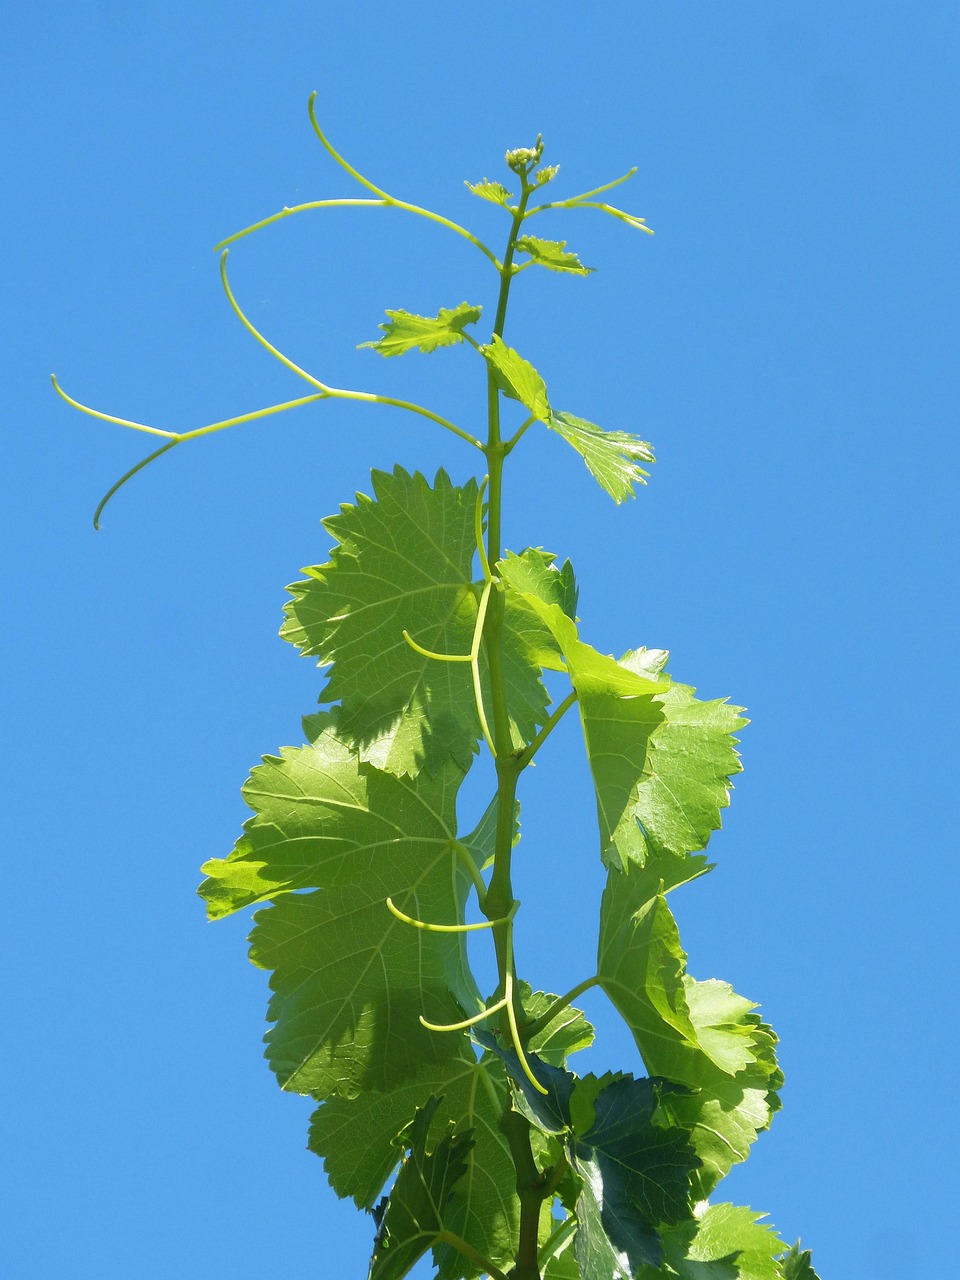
[282, 467, 481, 773]
[309, 1049, 519, 1280]
[282, 468, 551, 775]
[498, 548, 578, 622]
[522, 985, 595, 1066]
[360, 302, 482, 356]
[481, 335, 551, 421]
[496, 569, 672, 862]
[198, 712, 478, 1097]
[547, 411, 654, 503]
[664, 1204, 789, 1280]
[609, 662, 746, 868]
[779, 1243, 821, 1280]
[516, 235, 594, 276]
[367, 1097, 473, 1280]
[597, 860, 782, 1197]
[571, 1074, 699, 1274]
[465, 178, 514, 207]
[519, 235, 593, 275]
[477, 1041, 699, 1276]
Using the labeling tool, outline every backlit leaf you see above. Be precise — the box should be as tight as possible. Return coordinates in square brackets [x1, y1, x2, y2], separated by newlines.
[282, 468, 550, 775]
[547, 411, 654, 503]
[481, 335, 551, 421]
[516, 235, 593, 276]
[310, 1049, 518, 1280]
[465, 178, 514, 207]
[199, 712, 477, 1097]
[360, 302, 482, 356]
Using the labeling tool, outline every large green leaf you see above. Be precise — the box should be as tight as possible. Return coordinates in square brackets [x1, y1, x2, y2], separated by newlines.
[198, 712, 478, 1097]
[546, 412, 654, 504]
[597, 859, 782, 1198]
[516, 235, 594, 276]
[360, 302, 482, 356]
[368, 1097, 473, 1280]
[281, 468, 551, 775]
[282, 467, 480, 773]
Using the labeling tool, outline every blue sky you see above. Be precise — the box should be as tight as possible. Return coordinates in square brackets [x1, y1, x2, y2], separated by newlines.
[3, 4, 958, 1277]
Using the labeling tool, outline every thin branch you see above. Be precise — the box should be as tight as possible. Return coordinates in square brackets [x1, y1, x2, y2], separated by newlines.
[307, 94, 501, 267]
[517, 691, 578, 768]
[51, 375, 178, 439]
[93, 439, 180, 530]
[219, 250, 483, 448]
[524, 165, 638, 217]
[214, 197, 388, 251]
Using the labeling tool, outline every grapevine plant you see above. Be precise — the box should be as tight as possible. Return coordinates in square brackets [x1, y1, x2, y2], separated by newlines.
[57, 99, 820, 1280]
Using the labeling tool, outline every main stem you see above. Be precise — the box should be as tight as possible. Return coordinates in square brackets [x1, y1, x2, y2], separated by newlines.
[480, 172, 547, 1280]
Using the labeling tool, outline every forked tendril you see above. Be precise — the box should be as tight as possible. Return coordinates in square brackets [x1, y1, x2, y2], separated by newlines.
[215, 96, 500, 269]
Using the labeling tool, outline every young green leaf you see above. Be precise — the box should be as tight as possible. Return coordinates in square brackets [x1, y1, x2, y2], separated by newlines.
[465, 178, 515, 208]
[481, 335, 551, 421]
[546, 411, 654, 504]
[367, 1097, 473, 1280]
[199, 712, 478, 1098]
[516, 235, 594, 276]
[597, 858, 782, 1197]
[779, 1243, 822, 1280]
[360, 302, 483, 356]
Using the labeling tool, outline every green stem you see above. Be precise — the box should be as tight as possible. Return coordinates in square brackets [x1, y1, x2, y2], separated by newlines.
[500, 1108, 546, 1280]
[517, 691, 578, 768]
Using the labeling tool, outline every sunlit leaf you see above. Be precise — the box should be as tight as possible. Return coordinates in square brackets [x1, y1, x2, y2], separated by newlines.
[516, 235, 593, 275]
[360, 302, 482, 356]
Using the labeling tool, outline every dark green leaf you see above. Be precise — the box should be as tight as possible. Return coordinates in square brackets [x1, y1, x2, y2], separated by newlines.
[516, 235, 594, 276]
[779, 1243, 821, 1280]
[571, 1074, 698, 1273]
[199, 712, 478, 1097]
[597, 860, 782, 1198]
[368, 1097, 473, 1280]
[547, 411, 654, 503]
[360, 302, 482, 356]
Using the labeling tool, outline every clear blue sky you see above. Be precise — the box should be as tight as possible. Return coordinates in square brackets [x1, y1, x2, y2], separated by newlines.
[3, 4, 958, 1277]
